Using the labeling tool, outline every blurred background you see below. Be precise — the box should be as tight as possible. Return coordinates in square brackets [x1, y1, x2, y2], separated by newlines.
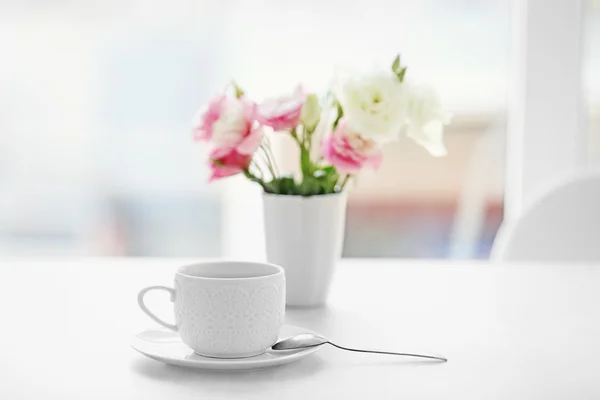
[0, 0, 597, 258]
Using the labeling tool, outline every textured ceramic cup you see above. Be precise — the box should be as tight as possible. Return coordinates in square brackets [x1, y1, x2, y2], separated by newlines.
[138, 261, 286, 358]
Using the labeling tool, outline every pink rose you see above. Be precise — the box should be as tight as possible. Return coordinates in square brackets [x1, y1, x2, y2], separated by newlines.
[208, 126, 263, 181]
[322, 120, 383, 174]
[193, 93, 256, 149]
[257, 86, 305, 131]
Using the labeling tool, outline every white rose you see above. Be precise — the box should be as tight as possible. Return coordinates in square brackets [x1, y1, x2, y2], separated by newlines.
[404, 84, 451, 157]
[333, 71, 407, 144]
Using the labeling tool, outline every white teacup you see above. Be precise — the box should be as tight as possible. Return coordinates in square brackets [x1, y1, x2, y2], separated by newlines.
[138, 261, 286, 358]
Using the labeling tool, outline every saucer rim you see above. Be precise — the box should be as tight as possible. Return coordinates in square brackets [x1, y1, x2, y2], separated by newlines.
[131, 324, 321, 370]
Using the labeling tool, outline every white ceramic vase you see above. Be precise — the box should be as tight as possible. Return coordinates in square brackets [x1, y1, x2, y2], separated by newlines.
[263, 192, 347, 307]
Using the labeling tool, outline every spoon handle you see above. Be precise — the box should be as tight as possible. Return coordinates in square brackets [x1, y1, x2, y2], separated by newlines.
[327, 342, 447, 362]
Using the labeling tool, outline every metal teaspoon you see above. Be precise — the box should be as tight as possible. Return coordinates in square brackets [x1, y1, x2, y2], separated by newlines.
[272, 333, 447, 362]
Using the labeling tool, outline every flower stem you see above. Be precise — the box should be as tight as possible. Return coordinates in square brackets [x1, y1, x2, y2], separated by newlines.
[300, 146, 311, 180]
[249, 161, 266, 181]
[290, 127, 303, 148]
[306, 127, 313, 161]
[244, 168, 261, 182]
[265, 141, 280, 177]
[244, 167, 268, 191]
[339, 174, 352, 191]
[259, 146, 277, 179]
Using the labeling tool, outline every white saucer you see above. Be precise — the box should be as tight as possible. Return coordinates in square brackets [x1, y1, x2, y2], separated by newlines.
[131, 324, 321, 371]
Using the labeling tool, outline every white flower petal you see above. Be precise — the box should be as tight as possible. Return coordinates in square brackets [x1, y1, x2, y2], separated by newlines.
[335, 71, 407, 144]
[212, 98, 248, 146]
[407, 120, 447, 157]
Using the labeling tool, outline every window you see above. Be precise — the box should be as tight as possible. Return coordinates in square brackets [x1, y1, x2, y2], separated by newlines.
[0, 0, 588, 259]
[586, 0, 600, 162]
[0, 1, 225, 256]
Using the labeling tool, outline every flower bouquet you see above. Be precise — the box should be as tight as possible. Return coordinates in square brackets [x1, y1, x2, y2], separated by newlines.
[193, 55, 450, 306]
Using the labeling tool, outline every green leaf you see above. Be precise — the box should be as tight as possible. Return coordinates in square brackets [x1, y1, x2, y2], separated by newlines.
[299, 178, 325, 196]
[262, 181, 278, 193]
[391, 54, 401, 74]
[267, 166, 342, 197]
[320, 165, 337, 175]
[232, 81, 244, 98]
[391, 54, 408, 82]
[277, 176, 297, 195]
[397, 67, 407, 82]
[310, 166, 340, 194]
[313, 170, 326, 179]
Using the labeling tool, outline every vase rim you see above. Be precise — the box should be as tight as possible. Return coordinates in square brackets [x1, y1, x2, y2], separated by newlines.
[262, 191, 347, 199]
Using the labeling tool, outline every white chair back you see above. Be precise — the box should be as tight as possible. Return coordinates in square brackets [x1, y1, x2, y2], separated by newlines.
[493, 170, 600, 262]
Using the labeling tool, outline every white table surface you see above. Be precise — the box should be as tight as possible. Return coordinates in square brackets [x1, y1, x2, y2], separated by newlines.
[0, 258, 599, 399]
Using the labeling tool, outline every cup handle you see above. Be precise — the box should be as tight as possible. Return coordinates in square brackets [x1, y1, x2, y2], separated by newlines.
[137, 286, 177, 331]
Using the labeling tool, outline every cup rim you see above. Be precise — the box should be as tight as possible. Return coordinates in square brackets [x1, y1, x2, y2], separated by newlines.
[176, 260, 284, 281]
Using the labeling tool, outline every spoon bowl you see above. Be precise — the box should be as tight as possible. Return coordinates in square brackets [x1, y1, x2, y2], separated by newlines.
[272, 333, 328, 350]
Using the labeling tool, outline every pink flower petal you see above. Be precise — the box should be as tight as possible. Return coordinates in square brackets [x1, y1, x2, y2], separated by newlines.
[192, 94, 226, 141]
[209, 165, 243, 182]
[257, 85, 306, 131]
[236, 126, 264, 155]
[321, 118, 384, 174]
[208, 147, 253, 181]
